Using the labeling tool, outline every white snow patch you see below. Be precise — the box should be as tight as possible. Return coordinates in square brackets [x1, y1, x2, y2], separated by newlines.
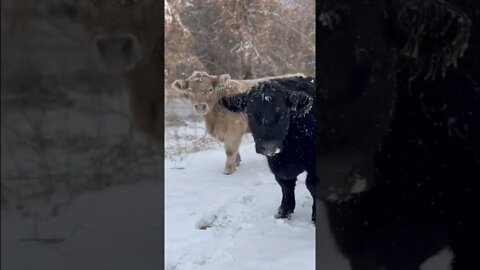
[165, 138, 315, 269]
[164, 123, 453, 270]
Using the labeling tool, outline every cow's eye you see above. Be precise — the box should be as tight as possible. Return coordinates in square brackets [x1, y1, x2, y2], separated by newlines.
[204, 88, 213, 94]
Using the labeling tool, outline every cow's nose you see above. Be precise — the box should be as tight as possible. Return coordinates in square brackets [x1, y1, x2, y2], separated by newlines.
[194, 103, 208, 115]
[258, 141, 281, 156]
[94, 33, 140, 71]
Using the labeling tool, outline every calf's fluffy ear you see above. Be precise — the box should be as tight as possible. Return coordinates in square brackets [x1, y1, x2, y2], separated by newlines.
[218, 93, 247, 113]
[287, 91, 313, 117]
[171, 79, 189, 91]
[171, 79, 189, 98]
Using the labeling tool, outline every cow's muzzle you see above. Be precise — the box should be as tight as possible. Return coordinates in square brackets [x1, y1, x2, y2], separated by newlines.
[94, 33, 141, 72]
[256, 141, 282, 157]
[194, 103, 209, 115]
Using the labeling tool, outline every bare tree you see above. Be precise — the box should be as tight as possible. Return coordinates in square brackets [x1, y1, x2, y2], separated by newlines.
[173, 0, 315, 81]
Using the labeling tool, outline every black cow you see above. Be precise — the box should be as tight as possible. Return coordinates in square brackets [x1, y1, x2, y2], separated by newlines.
[317, 0, 480, 269]
[219, 76, 316, 222]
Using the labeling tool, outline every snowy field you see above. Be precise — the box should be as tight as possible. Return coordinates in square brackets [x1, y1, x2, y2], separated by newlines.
[165, 134, 316, 270]
[1, 180, 162, 270]
[165, 122, 453, 270]
[1, 119, 453, 270]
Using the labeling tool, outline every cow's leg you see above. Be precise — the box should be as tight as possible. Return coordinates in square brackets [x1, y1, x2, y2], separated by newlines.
[235, 153, 241, 167]
[274, 176, 296, 219]
[306, 172, 316, 223]
[223, 131, 243, 175]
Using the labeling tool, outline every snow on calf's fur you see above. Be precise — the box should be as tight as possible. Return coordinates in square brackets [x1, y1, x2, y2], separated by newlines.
[219, 76, 316, 222]
[172, 71, 305, 175]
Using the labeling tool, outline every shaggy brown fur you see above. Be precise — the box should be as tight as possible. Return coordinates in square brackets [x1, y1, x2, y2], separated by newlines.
[172, 71, 305, 175]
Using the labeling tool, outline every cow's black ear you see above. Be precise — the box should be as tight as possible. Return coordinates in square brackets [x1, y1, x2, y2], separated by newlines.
[287, 91, 313, 117]
[218, 93, 247, 113]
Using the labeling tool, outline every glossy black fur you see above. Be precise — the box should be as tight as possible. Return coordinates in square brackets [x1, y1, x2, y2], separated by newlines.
[318, 0, 480, 269]
[219, 77, 316, 222]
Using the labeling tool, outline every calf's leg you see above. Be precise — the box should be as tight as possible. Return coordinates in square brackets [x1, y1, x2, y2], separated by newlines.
[274, 176, 296, 219]
[223, 131, 243, 175]
[235, 153, 241, 167]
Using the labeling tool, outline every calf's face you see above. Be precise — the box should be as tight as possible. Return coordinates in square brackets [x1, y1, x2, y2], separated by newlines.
[76, 0, 162, 72]
[219, 82, 313, 157]
[172, 72, 231, 115]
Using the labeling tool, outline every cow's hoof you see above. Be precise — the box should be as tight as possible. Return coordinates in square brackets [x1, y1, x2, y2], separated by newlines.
[274, 208, 293, 219]
[224, 168, 235, 175]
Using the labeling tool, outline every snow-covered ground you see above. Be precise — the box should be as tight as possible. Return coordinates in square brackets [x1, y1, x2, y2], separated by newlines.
[1, 180, 162, 270]
[165, 123, 453, 270]
[1, 119, 453, 270]
[165, 135, 316, 270]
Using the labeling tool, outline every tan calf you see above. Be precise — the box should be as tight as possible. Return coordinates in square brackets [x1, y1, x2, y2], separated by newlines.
[172, 71, 305, 175]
